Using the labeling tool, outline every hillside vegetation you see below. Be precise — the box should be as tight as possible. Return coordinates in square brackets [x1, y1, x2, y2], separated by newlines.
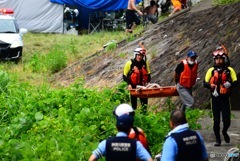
[0, 1, 239, 160]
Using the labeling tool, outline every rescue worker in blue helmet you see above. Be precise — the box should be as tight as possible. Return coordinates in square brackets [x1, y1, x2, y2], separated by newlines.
[174, 51, 198, 112]
[123, 47, 151, 112]
[88, 114, 153, 161]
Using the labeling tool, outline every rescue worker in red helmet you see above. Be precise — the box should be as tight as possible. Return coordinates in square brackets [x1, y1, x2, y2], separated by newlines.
[123, 47, 151, 112]
[113, 103, 152, 160]
[215, 43, 230, 66]
[174, 51, 198, 112]
[203, 48, 237, 146]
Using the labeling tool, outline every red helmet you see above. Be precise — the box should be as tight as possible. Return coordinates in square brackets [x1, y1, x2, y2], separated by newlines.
[212, 49, 226, 59]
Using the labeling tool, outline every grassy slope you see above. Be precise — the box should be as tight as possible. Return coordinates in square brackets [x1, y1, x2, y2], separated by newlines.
[1, 29, 141, 87]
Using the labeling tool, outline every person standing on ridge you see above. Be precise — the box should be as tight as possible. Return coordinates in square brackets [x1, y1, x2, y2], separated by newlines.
[125, 0, 143, 33]
[203, 47, 237, 146]
[123, 45, 151, 111]
[174, 51, 198, 112]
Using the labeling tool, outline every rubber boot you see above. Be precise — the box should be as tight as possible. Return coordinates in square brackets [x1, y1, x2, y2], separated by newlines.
[222, 131, 230, 143]
[214, 134, 221, 146]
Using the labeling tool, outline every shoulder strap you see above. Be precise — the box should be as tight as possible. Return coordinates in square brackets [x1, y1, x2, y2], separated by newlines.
[142, 59, 146, 66]
[132, 126, 140, 139]
[130, 59, 135, 69]
[132, 127, 146, 140]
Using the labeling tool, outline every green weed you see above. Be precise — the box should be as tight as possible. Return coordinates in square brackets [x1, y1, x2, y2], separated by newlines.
[213, 0, 240, 5]
[0, 70, 10, 92]
[105, 41, 117, 52]
[45, 48, 67, 73]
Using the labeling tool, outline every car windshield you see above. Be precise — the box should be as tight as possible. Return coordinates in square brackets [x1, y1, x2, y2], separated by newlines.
[0, 19, 17, 33]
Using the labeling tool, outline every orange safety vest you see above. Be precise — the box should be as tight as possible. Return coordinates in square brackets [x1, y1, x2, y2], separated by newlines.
[179, 59, 198, 88]
[130, 60, 149, 86]
[210, 69, 229, 94]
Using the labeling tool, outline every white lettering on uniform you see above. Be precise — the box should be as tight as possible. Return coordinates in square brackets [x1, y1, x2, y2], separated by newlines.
[111, 142, 131, 151]
[182, 135, 197, 145]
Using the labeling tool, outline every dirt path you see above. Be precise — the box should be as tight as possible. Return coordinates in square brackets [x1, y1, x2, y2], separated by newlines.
[197, 110, 240, 160]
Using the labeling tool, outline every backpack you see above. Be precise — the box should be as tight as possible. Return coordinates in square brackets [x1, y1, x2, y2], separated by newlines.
[129, 127, 152, 156]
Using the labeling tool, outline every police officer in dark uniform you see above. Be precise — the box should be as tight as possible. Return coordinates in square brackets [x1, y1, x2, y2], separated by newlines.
[88, 114, 153, 161]
[161, 110, 209, 161]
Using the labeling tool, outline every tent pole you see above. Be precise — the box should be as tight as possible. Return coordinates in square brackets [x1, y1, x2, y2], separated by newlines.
[63, 4, 65, 34]
[142, 0, 145, 27]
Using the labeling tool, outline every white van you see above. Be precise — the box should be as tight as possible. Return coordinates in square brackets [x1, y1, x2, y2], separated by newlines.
[0, 9, 27, 62]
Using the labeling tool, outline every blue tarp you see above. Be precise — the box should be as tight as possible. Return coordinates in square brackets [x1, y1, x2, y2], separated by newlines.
[50, 0, 142, 11]
[50, 0, 142, 29]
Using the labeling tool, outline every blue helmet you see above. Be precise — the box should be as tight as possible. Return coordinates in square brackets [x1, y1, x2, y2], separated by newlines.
[187, 51, 198, 58]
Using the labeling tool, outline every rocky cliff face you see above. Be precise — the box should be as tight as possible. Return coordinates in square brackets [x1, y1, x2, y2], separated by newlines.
[52, 2, 240, 110]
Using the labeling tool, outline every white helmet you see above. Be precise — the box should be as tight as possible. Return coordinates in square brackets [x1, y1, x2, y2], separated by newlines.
[113, 103, 135, 117]
[74, 9, 79, 16]
[134, 47, 146, 58]
[64, 7, 70, 13]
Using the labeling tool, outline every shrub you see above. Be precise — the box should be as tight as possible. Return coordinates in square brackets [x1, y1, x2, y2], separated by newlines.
[45, 48, 67, 73]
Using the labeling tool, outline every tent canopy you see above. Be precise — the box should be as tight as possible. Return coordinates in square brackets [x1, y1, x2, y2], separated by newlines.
[51, 0, 142, 11]
[0, 0, 63, 33]
[51, 0, 142, 29]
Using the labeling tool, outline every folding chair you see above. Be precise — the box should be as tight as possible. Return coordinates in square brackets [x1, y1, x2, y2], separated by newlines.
[88, 12, 102, 34]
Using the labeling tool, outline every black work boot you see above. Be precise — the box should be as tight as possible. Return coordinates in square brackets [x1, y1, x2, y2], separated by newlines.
[222, 131, 230, 143]
[214, 135, 221, 146]
[214, 139, 221, 146]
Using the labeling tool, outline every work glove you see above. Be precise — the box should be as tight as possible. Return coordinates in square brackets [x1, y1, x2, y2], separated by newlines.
[223, 81, 231, 88]
[212, 86, 219, 97]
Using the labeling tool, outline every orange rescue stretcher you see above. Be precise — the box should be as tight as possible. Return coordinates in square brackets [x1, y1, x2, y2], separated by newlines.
[129, 86, 179, 98]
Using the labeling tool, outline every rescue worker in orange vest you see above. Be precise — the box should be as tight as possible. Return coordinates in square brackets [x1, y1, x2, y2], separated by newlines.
[113, 103, 152, 160]
[174, 51, 198, 112]
[123, 47, 151, 111]
[203, 48, 237, 146]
